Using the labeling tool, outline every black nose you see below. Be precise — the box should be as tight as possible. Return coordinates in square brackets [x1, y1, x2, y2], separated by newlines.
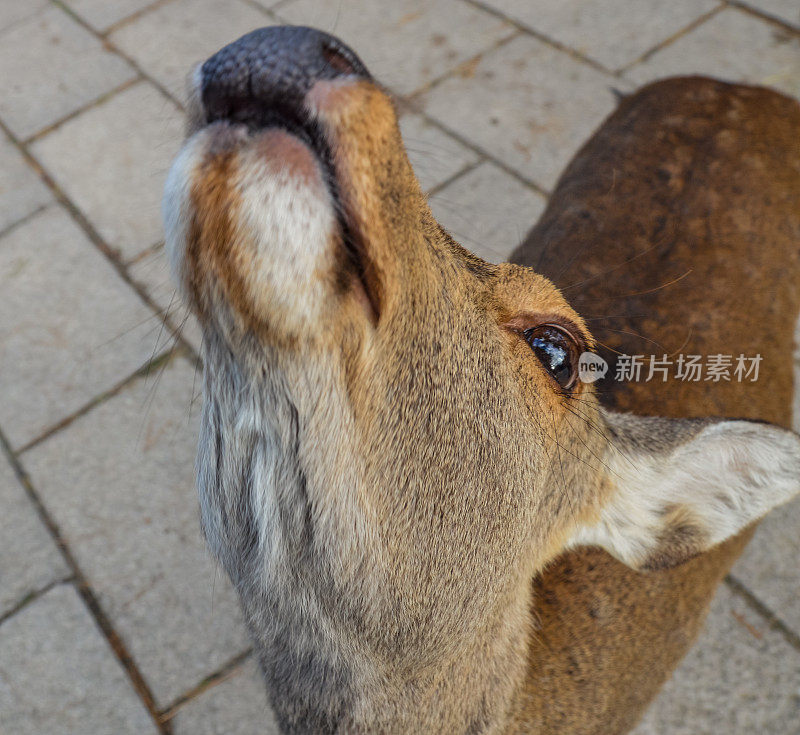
[200, 26, 370, 127]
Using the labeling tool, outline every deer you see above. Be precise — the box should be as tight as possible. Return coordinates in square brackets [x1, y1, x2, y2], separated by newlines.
[163, 25, 800, 734]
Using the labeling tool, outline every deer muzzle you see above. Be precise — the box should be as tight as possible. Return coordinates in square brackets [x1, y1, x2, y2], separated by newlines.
[164, 26, 411, 343]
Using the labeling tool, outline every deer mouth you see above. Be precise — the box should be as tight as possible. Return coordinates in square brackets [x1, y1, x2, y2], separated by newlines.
[164, 27, 390, 338]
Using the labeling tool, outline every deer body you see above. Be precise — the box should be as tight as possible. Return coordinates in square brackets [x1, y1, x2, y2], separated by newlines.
[163, 27, 800, 735]
[509, 76, 800, 734]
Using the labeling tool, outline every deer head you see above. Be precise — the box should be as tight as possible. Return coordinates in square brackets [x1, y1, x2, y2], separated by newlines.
[163, 26, 800, 733]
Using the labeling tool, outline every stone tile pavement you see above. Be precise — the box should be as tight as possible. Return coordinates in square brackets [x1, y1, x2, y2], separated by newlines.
[0, 1, 798, 732]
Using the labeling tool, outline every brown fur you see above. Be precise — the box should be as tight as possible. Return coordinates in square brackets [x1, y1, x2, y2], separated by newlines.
[509, 76, 800, 734]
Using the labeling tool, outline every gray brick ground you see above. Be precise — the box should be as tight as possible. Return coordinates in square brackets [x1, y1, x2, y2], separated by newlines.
[479, 0, 720, 71]
[741, 0, 800, 29]
[22, 356, 249, 708]
[0, 0, 48, 35]
[0, 584, 158, 735]
[732, 497, 800, 639]
[0, 452, 67, 618]
[0, 206, 164, 449]
[275, 0, 515, 96]
[418, 34, 624, 190]
[172, 659, 278, 735]
[429, 160, 545, 262]
[109, 0, 273, 103]
[625, 8, 800, 99]
[631, 584, 800, 734]
[128, 245, 203, 353]
[61, 0, 162, 32]
[399, 111, 480, 193]
[0, 6, 135, 139]
[31, 81, 184, 262]
[0, 132, 52, 233]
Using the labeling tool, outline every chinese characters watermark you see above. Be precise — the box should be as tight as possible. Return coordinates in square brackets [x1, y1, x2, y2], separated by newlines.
[578, 353, 762, 385]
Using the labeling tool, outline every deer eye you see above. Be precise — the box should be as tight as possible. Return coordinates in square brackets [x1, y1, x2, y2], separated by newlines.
[524, 324, 580, 390]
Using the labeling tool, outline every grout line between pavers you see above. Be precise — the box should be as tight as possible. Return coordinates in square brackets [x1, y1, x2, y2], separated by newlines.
[265, 0, 296, 13]
[98, 0, 179, 37]
[158, 647, 254, 723]
[23, 76, 144, 146]
[240, 0, 283, 23]
[0, 116, 198, 363]
[725, 573, 800, 653]
[0, 124, 201, 454]
[267, 1, 521, 105]
[616, 3, 727, 74]
[400, 97, 552, 198]
[0, 426, 174, 735]
[126, 239, 167, 267]
[459, 0, 616, 76]
[0, 202, 52, 242]
[15, 350, 185, 456]
[394, 28, 522, 100]
[725, 1, 800, 35]
[425, 156, 488, 197]
[393, 99, 486, 190]
[0, 4, 53, 42]
[50, 0, 187, 113]
[0, 575, 76, 627]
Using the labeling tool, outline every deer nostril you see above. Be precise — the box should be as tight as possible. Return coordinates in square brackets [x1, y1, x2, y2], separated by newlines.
[321, 41, 359, 76]
[200, 26, 371, 127]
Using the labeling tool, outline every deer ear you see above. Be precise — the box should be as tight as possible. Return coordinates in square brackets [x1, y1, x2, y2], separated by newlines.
[570, 410, 800, 571]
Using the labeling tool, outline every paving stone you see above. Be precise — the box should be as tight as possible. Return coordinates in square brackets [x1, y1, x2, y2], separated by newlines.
[794, 315, 800, 432]
[275, 0, 514, 96]
[0, 7, 135, 139]
[429, 161, 546, 263]
[32, 82, 184, 262]
[741, 0, 800, 30]
[22, 357, 249, 707]
[731, 496, 800, 638]
[172, 659, 278, 735]
[109, 0, 273, 104]
[418, 34, 623, 191]
[625, 8, 800, 99]
[479, 0, 720, 72]
[0, 584, 158, 735]
[399, 111, 479, 193]
[62, 0, 159, 32]
[631, 584, 800, 734]
[0, 0, 48, 35]
[0, 132, 52, 234]
[0, 453, 68, 618]
[129, 246, 203, 353]
[0, 206, 165, 449]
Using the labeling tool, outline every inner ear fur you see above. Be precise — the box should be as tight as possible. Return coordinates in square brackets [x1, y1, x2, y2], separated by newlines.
[569, 410, 800, 571]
